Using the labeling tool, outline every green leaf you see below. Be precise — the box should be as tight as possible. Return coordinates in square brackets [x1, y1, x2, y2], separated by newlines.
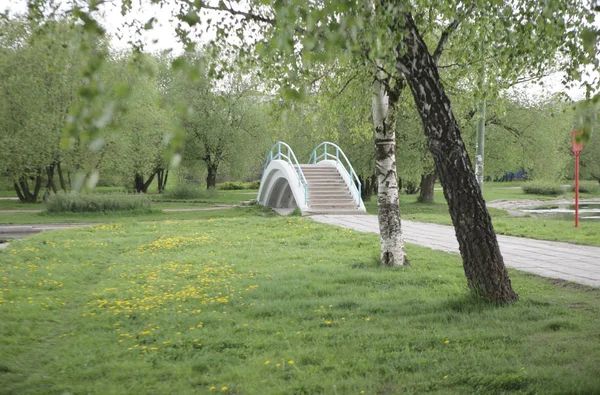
[581, 28, 597, 56]
[172, 56, 186, 71]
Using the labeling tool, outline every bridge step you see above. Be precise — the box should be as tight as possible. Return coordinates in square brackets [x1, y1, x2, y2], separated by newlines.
[303, 209, 367, 216]
[308, 202, 358, 210]
[293, 162, 364, 215]
[309, 198, 355, 204]
[304, 174, 344, 182]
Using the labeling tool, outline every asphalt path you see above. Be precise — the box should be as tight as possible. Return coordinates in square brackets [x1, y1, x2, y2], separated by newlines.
[311, 215, 600, 287]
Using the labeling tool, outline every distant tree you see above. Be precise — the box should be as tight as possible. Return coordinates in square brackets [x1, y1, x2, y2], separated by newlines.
[0, 16, 85, 201]
[105, 55, 172, 193]
[169, 57, 264, 189]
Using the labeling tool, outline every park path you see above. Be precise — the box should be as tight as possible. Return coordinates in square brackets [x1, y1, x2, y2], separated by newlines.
[311, 215, 600, 287]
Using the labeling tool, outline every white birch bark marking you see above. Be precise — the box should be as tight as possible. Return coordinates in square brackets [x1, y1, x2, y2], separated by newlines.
[372, 75, 406, 266]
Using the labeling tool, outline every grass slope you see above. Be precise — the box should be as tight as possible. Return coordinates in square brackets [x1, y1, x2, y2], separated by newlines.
[1, 212, 599, 394]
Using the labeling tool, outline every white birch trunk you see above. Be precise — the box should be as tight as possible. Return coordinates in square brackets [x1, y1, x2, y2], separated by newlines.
[372, 75, 407, 266]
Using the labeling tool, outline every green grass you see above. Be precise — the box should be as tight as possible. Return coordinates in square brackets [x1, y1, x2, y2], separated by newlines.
[153, 189, 258, 205]
[0, 199, 43, 210]
[0, 207, 257, 225]
[1, 213, 599, 394]
[45, 193, 152, 213]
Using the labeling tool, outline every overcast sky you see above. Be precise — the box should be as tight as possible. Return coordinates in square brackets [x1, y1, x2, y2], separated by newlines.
[0, 0, 588, 100]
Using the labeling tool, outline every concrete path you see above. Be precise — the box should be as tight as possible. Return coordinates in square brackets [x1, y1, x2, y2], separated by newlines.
[311, 215, 600, 287]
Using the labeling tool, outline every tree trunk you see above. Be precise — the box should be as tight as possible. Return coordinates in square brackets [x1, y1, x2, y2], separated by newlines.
[31, 173, 42, 201]
[13, 182, 25, 202]
[57, 161, 67, 192]
[45, 163, 58, 195]
[157, 168, 168, 193]
[134, 174, 145, 193]
[418, 172, 436, 203]
[372, 74, 407, 266]
[134, 172, 157, 193]
[15, 173, 42, 203]
[206, 164, 218, 189]
[396, 13, 517, 303]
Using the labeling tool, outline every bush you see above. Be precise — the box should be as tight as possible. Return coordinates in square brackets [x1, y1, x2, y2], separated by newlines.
[217, 181, 260, 190]
[163, 184, 206, 200]
[521, 181, 564, 196]
[571, 180, 600, 193]
[45, 192, 151, 213]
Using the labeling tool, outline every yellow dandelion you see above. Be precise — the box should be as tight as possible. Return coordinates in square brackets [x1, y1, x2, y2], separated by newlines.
[276, 363, 281, 367]
[443, 375, 448, 379]
[324, 321, 331, 325]
[264, 360, 270, 365]
[288, 360, 294, 365]
[365, 317, 371, 321]
[221, 386, 228, 392]
[209, 386, 216, 391]
[444, 340, 449, 344]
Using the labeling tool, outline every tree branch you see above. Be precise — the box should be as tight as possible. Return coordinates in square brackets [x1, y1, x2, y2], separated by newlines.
[200, 2, 275, 26]
[199, 2, 306, 34]
[432, 2, 476, 64]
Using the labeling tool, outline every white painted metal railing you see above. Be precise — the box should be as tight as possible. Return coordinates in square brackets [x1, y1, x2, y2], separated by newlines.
[263, 141, 308, 205]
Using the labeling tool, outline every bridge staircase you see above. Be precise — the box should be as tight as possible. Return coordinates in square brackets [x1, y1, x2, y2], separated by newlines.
[257, 142, 366, 215]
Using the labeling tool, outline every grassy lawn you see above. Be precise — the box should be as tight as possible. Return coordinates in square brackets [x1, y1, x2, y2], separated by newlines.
[0, 207, 255, 225]
[152, 189, 258, 205]
[1, 211, 599, 394]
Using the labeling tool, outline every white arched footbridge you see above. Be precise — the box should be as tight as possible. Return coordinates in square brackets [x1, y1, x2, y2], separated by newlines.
[257, 142, 366, 215]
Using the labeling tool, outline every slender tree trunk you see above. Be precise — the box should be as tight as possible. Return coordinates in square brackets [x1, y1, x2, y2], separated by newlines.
[143, 171, 156, 192]
[13, 182, 25, 202]
[18, 179, 32, 202]
[32, 173, 42, 202]
[157, 168, 169, 193]
[157, 169, 164, 194]
[45, 163, 58, 194]
[418, 172, 436, 203]
[134, 174, 145, 193]
[206, 164, 218, 189]
[396, 13, 517, 303]
[372, 74, 407, 266]
[57, 161, 67, 192]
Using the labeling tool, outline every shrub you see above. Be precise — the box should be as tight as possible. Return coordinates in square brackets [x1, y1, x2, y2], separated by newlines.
[571, 180, 599, 193]
[521, 181, 564, 196]
[163, 184, 205, 200]
[217, 181, 260, 190]
[45, 192, 151, 213]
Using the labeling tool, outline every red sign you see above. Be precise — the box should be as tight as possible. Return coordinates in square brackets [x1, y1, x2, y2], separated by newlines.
[572, 129, 584, 153]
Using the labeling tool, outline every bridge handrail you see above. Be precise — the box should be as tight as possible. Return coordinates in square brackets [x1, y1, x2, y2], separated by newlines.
[308, 142, 362, 207]
[264, 141, 308, 205]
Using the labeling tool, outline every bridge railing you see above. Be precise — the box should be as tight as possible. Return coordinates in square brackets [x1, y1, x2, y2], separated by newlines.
[264, 141, 308, 205]
[308, 142, 362, 207]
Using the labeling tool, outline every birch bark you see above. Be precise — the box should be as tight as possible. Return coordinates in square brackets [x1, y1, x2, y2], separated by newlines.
[372, 73, 407, 266]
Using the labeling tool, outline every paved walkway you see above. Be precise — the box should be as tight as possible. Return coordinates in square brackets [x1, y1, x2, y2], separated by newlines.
[311, 215, 600, 287]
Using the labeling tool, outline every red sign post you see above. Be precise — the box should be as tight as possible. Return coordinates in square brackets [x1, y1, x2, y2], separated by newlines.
[571, 130, 584, 228]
